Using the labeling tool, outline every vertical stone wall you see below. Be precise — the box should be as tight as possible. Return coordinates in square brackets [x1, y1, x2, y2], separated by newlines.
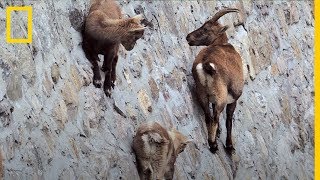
[0, 0, 314, 179]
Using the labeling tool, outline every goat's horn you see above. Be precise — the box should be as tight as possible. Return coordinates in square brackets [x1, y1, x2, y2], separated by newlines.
[209, 8, 239, 22]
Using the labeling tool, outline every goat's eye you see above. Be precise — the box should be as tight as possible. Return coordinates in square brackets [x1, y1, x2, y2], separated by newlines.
[203, 25, 211, 31]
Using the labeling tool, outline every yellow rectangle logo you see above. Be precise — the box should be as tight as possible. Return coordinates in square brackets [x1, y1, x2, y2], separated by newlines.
[6, 6, 33, 44]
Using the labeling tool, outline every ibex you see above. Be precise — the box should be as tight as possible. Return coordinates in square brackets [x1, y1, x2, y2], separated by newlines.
[82, 0, 145, 97]
[133, 122, 191, 180]
[186, 8, 244, 153]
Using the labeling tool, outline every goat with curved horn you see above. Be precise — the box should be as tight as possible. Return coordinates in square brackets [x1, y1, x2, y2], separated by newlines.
[186, 7, 244, 153]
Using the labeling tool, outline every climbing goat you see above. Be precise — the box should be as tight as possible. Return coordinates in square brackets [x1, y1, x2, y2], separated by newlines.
[82, 0, 145, 97]
[133, 122, 191, 180]
[186, 8, 244, 153]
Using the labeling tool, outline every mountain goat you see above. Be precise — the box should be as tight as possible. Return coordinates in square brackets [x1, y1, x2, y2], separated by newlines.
[186, 8, 244, 153]
[82, 0, 145, 97]
[133, 122, 191, 180]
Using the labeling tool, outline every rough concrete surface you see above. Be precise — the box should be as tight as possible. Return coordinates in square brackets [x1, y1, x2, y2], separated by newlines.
[0, 0, 314, 179]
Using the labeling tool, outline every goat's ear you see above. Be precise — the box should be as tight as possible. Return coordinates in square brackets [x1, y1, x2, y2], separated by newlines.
[218, 25, 229, 34]
[185, 139, 193, 144]
[171, 126, 179, 132]
[128, 26, 147, 32]
[131, 14, 144, 24]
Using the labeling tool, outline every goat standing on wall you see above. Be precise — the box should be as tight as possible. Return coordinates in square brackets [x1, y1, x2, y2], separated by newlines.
[133, 122, 191, 180]
[186, 8, 244, 153]
[82, 0, 146, 97]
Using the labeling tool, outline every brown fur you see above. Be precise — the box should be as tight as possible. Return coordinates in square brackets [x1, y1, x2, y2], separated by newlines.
[186, 8, 244, 153]
[82, 0, 145, 97]
[133, 122, 190, 180]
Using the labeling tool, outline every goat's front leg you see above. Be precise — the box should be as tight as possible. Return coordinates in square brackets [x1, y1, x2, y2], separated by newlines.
[136, 158, 152, 180]
[111, 55, 118, 89]
[225, 101, 237, 153]
[164, 157, 175, 180]
[103, 53, 114, 97]
[82, 44, 102, 88]
[91, 58, 102, 88]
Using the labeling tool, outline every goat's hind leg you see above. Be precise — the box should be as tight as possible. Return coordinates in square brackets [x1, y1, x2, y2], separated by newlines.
[208, 103, 224, 153]
[197, 93, 217, 153]
[225, 101, 237, 153]
[212, 103, 221, 138]
[198, 95, 211, 124]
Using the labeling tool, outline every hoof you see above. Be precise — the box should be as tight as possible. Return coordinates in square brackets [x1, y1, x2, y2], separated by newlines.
[93, 79, 102, 88]
[111, 76, 116, 86]
[104, 84, 112, 97]
[104, 79, 113, 97]
[104, 89, 111, 97]
[208, 141, 218, 153]
[216, 127, 221, 138]
[111, 81, 115, 89]
[225, 144, 235, 154]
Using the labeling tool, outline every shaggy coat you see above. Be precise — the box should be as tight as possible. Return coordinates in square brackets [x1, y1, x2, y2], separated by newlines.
[82, 0, 145, 96]
[186, 8, 244, 153]
[133, 122, 190, 180]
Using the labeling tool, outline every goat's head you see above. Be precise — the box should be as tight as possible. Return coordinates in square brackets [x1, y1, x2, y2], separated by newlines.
[186, 8, 239, 46]
[168, 129, 192, 155]
[121, 14, 146, 51]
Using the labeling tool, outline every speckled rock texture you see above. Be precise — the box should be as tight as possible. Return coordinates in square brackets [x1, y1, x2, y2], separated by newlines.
[0, 0, 314, 179]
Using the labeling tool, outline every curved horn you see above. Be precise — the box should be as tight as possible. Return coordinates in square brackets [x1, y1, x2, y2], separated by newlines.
[209, 8, 239, 22]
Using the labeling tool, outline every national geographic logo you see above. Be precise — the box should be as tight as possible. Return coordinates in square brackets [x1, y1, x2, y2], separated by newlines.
[2, 0, 43, 44]
[6, 6, 33, 44]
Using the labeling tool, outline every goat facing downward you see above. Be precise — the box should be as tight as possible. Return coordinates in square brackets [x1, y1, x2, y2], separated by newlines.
[133, 122, 191, 180]
[82, 0, 145, 97]
[186, 8, 244, 153]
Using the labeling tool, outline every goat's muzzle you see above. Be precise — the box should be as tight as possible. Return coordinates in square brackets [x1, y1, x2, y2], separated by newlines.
[186, 34, 195, 46]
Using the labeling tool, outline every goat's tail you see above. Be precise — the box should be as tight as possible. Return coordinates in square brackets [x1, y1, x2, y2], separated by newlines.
[202, 62, 216, 75]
